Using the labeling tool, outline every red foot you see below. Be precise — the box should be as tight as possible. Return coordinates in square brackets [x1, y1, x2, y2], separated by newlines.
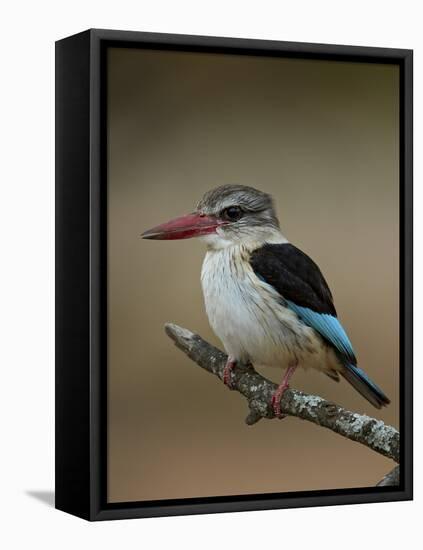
[271, 362, 298, 419]
[271, 383, 289, 419]
[223, 357, 236, 389]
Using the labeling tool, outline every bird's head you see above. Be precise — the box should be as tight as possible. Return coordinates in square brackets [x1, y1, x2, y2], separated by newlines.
[142, 184, 281, 249]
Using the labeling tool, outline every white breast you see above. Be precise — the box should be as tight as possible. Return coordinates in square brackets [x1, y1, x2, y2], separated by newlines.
[200, 245, 340, 373]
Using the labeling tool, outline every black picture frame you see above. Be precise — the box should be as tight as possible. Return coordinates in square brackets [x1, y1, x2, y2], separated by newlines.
[55, 28, 413, 521]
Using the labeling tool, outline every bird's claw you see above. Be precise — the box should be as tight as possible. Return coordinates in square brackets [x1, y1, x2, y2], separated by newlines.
[223, 358, 236, 390]
[271, 362, 298, 419]
[271, 384, 289, 419]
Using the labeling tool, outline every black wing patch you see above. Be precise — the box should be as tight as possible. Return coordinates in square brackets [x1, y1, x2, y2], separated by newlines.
[250, 243, 390, 407]
[250, 243, 336, 316]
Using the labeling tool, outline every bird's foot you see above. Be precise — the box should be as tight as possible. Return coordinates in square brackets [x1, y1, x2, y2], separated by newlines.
[271, 383, 289, 419]
[271, 361, 298, 419]
[223, 357, 236, 389]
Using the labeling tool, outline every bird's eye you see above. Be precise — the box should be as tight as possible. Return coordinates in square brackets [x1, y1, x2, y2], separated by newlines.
[222, 206, 243, 221]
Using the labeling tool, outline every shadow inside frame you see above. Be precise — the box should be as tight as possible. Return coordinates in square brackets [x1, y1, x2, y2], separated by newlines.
[102, 484, 400, 512]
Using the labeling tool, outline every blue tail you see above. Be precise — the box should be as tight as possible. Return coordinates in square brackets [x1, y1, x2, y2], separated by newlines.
[341, 363, 390, 409]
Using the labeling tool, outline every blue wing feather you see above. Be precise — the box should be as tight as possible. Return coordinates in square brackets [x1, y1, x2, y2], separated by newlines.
[249, 244, 389, 407]
[286, 300, 356, 364]
[286, 300, 390, 407]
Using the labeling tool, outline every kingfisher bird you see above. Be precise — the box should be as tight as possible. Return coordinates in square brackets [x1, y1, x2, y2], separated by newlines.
[142, 184, 390, 416]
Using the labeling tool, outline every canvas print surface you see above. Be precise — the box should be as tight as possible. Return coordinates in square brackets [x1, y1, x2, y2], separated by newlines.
[107, 47, 399, 503]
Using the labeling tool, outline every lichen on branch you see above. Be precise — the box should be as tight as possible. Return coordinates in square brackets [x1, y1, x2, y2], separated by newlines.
[165, 322, 399, 464]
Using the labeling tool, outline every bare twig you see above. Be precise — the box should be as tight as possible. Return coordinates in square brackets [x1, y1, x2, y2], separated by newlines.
[165, 323, 399, 464]
[377, 466, 400, 487]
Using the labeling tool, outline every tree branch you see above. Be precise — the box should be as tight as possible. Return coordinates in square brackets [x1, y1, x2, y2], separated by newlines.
[376, 466, 400, 487]
[165, 323, 399, 464]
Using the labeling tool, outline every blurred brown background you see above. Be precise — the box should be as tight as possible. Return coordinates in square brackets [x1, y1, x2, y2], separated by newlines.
[107, 47, 399, 503]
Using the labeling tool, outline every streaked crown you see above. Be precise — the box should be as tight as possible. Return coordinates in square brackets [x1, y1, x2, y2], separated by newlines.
[196, 184, 280, 246]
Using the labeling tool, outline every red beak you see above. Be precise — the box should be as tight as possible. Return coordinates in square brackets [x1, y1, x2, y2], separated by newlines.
[141, 212, 223, 240]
